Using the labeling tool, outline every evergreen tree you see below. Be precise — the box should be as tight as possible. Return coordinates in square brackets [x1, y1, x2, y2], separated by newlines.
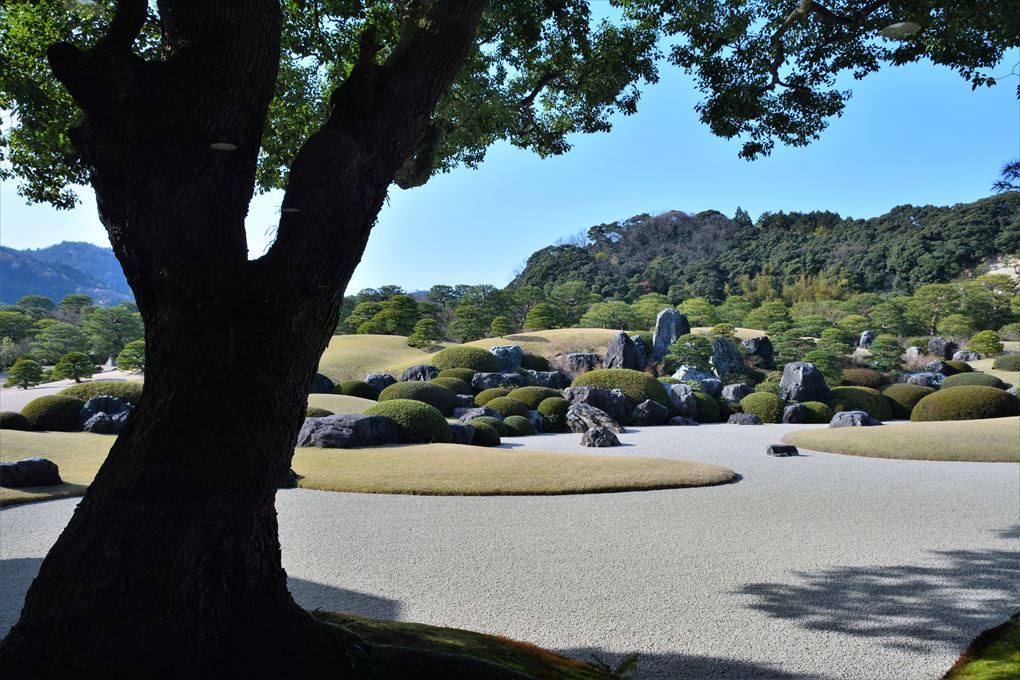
[967, 331, 1004, 357]
[406, 319, 441, 349]
[52, 351, 97, 383]
[868, 336, 904, 372]
[5, 358, 43, 389]
[489, 316, 514, 337]
[116, 340, 146, 372]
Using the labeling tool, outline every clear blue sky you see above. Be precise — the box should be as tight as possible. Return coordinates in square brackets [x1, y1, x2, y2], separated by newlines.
[2, 50, 1017, 293]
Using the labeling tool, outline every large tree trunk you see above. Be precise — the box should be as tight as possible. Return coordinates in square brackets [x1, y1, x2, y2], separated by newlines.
[0, 1, 485, 675]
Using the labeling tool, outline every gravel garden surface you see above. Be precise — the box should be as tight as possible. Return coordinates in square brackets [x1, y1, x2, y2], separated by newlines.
[2, 422, 1017, 679]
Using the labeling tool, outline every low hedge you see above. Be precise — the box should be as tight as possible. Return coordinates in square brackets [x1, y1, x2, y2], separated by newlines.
[436, 368, 476, 383]
[364, 399, 452, 443]
[430, 377, 473, 396]
[336, 380, 378, 400]
[306, 407, 334, 418]
[0, 411, 31, 431]
[521, 353, 550, 371]
[940, 372, 1008, 390]
[474, 387, 509, 406]
[693, 391, 721, 423]
[485, 396, 529, 418]
[992, 354, 1020, 371]
[739, 392, 785, 423]
[537, 397, 569, 432]
[470, 421, 501, 447]
[378, 381, 457, 416]
[60, 381, 143, 403]
[882, 383, 937, 420]
[431, 346, 500, 372]
[506, 386, 562, 409]
[469, 415, 508, 437]
[800, 401, 834, 423]
[570, 368, 670, 408]
[944, 360, 973, 373]
[502, 415, 537, 436]
[22, 395, 86, 431]
[839, 368, 888, 389]
[911, 386, 1020, 422]
[829, 386, 892, 421]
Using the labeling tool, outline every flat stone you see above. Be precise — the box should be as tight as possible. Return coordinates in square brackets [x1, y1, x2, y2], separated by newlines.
[401, 365, 440, 382]
[829, 410, 883, 427]
[566, 403, 624, 434]
[727, 413, 762, 425]
[562, 386, 631, 423]
[767, 444, 799, 457]
[296, 414, 399, 448]
[471, 372, 527, 391]
[522, 370, 571, 389]
[565, 352, 599, 375]
[456, 407, 502, 422]
[0, 457, 62, 487]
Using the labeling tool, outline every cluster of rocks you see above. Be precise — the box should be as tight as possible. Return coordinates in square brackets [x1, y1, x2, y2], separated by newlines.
[80, 396, 134, 434]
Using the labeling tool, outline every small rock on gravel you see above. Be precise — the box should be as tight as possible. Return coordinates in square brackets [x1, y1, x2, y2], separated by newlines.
[829, 410, 883, 427]
[728, 413, 762, 425]
[766, 444, 799, 457]
[580, 427, 621, 447]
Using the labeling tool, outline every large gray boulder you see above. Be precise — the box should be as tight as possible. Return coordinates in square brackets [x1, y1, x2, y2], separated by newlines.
[448, 422, 476, 446]
[454, 394, 476, 409]
[727, 413, 762, 425]
[566, 352, 599, 375]
[904, 346, 922, 363]
[709, 337, 745, 377]
[364, 373, 396, 395]
[310, 373, 335, 394]
[297, 414, 399, 448]
[522, 369, 571, 389]
[668, 416, 699, 426]
[742, 336, 775, 369]
[581, 427, 621, 447]
[779, 361, 832, 403]
[566, 403, 624, 434]
[652, 309, 691, 362]
[83, 412, 132, 435]
[526, 409, 545, 433]
[630, 335, 647, 368]
[80, 396, 133, 434]
[671, 365, 715, 383]
[902, 372, 945, 388]
[698, 378, 723, 398]
[829, 410, 883, 427]
[562, 386, 631, 423]
[953, 350, 981, 362]
[928, 337, 958, 360]
[782, 403, 813, 424]
[925, 360, 954, 375]
[401, 365, 440, 382]
[859, 330, 875, 349]
[721, 383, 755, 406]
[666, 383, 698, 418]
[456, 407, 502, 422]
[0, 457, 62, 487]
[471, 372, 527, 391]
[604, 331, 643, 370]
[632, 399, 670, 426]
[490, 345, 523, 373]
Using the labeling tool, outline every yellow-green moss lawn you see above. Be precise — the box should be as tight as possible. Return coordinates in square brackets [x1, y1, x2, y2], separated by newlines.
[941, 612, 1019, 680]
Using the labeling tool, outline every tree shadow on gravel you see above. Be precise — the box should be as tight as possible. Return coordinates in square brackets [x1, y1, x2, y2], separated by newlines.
[560, 647, 827, 680]
[736, 525, 1020, 652]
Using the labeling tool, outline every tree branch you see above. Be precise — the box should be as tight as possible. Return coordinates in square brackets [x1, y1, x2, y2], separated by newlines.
[99, 0, 149, 51]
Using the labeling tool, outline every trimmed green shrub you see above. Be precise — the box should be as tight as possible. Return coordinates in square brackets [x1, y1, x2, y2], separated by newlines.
[940, 372, 1008, 390]
[992, 354, 1020, 371]
[839, 368, 888, 389]
[305, 407, 334, 418]
[800, 401, 834, 423]
[22, 395, 85, 431]
[829, 386, 893, 421]
[944, 360, 973, 373]
[911, 386, 1020, 422]
[570, 368, 670, 408]
[0, 411, 31, 430]
[430, 377, 473, 396]
[430, 346, 500, 372]
[506, 386, 562, 409]
[658, 377, 680, 385]
[521, 353, 550, 371]
[485, 396, 529, 418]
[474, 387, 509, 406]
[692, 391, 721, 423]
[336, 380, 378, 400]
[739, 392, 785, 423]
[469, 416, 508, 436]
[999, 323, 1020, 341]
[537, 397, 569, 432]
[967, 330, 1003, 357]
[502, 415, 537, 436]
[378, 381, 457, 415]
[364, 399, 452, 443]
[436, 368, 476, 383]
[470, 421, 501, 447]
[882, 383, 937, 420]
[60, 381, 143, 403]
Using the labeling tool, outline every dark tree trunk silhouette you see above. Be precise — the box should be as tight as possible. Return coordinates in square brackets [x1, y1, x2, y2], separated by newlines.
[0, 1, 486, 675]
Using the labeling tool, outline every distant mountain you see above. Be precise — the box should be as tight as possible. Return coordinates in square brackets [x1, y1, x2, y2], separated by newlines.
[0, 242, 132, 305]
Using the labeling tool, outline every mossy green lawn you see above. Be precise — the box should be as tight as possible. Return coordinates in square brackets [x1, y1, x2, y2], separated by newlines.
[1, 431, 734, 505]
[317, 334, 451, 381]
[782, 417, 1019, 462]
[306, 394, 376, 414]
[967, 358, 1018, 389]
[942, 612, 1019, 680]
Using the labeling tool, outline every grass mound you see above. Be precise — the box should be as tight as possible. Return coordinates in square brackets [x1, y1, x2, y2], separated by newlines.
[882, 383, 936, 420]
[911, 386, 1019, 422]
[506, 386, 562, 409]
[379, 381, 457, 416]
[941, 372, 1008, 390]
[840, 368, 888, 388]
[60, 381, 143, 403]
[570, 368, 670, 408]
[739, 392, 784, 423]
[538, 397, 569, 431]
[305, 407, 334, 418]
[364, 399, 452, 443]
[829, 386, 893, 421]
[800, 401, 834, 423]
[430, 376, 473, 395]
[992, 354, 1020, 371]
[21, 395, 85, 431]
[436, 368, 477, 383]
[431, 346, 500, 372]
[692, 391, 721, 423]
[469, 416, 508, 436]
[782, 417, 1019, 462]
[469, 421, 501, 447]
[306, 393, 377, 415]
[485, 396, 529, 418]
[317, 334, 449, 382]
[336, 380, 378, 400]
[502, 415, 537, 436]
[0, 411, 31, 430]
[474, 387, 510, 406]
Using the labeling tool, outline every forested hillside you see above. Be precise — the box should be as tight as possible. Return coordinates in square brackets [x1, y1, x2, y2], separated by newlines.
[0, 242, 131, 305]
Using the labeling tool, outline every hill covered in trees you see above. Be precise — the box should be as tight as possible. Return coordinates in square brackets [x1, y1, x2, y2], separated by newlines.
[0, 242, 131, 305]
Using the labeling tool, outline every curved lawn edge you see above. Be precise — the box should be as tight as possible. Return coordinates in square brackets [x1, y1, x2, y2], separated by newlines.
[941, 611, 1020, 680]
[293, 444, 736, 496]
[781, 417, 1020, 463]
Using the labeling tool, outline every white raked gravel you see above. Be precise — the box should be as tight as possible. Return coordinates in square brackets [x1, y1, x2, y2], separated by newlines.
[2, 423, 1018, 679]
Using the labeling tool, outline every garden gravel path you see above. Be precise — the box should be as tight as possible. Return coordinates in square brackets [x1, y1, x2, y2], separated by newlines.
[2, 423, 1018, 679]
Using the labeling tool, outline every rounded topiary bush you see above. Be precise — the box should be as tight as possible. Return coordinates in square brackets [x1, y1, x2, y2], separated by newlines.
[22, 395, 86, 431]
[430, 377, 473, 396]
[436, 368, 476, 383]
[940, 372, 1008, 390]
[0, 411, 31, 431]
[992, 354, 1020, 371]
[800, 401, 834, 423]
[475, 387, 509, 406]
[60, 381, 143, 403]
[485, 396, 529, 418]
[882, 383, 937, 419]
[430, 346, 500, 372]
[306, 407, 334, 418]
[502, 415, 537, 436]
[336, 380, 378, 400]
[364, 399, 452, 443]
[839, 368, 888, 389]
[378, 381, 457, 415]
[829, 386, 893, 421]
[944, 360, 973, 373]
[521, 353, 550, 371]
[692, 391, 721, 423]
[537, 396, 569, 432]
[570, 368, 670, 408]
[470, 421, 501, 447]
[739, 392, 785, 423]
[911, 386, 1020, 422]
[470, 415, 508, 437]
[506, 386, 562, 409]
